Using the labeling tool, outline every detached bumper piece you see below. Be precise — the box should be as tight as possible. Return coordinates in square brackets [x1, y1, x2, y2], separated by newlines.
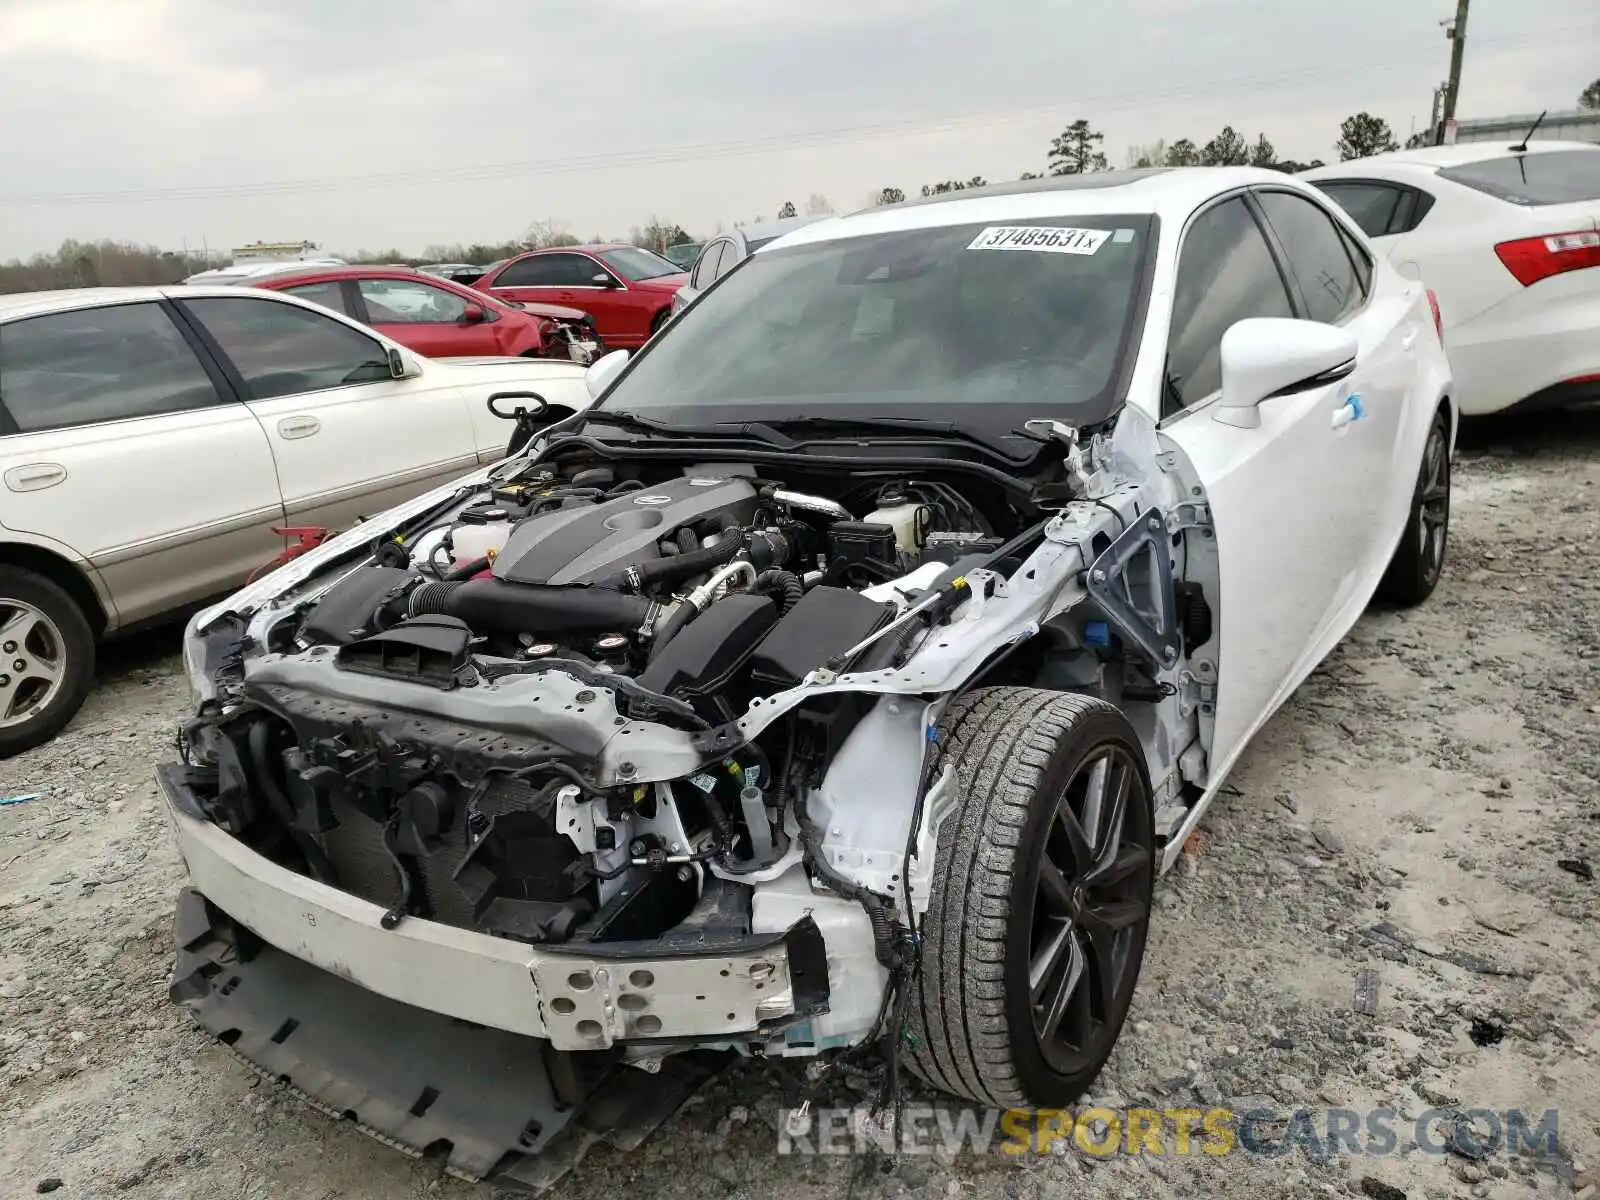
[169, 889, 721, 1193]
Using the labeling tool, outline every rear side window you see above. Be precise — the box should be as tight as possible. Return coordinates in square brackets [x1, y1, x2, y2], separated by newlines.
[1255, 191, 1366, 325]
[689, 242, 726, 289]
[1314, 180, 1438, 237]
[1438, 150, 1600, 205]
[182, 296, 391, 399]
[1316, 182, 1398, 236]
[0, 302, 223, 433]
[281, 281, 354, 316]
[1167, 198, 1295, 412]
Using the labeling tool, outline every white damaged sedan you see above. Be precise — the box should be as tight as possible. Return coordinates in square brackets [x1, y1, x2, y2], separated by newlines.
[164, 167, 1454, 1188]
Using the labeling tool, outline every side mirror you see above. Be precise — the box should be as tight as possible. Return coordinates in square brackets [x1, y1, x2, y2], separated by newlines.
[461, 304, 486, 323]
[386, 346, 424, 379]
[1215, 318, 1357, 429]
[592, 272, 618, 288]
[584, 348, 631, 400]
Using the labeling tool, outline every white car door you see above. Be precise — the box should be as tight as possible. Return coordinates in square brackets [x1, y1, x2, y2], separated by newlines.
[0, 299, 284, 626]
[1251, 187, 1423, 593]
[175, 294, 480, 530]
[1158, 195, 1385, 781]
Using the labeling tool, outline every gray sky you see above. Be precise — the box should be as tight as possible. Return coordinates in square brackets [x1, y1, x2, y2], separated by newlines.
[0, 0, 1594, 260]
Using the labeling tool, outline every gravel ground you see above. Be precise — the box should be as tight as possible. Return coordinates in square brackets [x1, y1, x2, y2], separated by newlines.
[2, 410, 1597, 1200]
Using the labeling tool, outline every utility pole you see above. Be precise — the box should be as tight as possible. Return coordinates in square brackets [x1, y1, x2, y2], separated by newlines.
[1436, 0, 1470, 144]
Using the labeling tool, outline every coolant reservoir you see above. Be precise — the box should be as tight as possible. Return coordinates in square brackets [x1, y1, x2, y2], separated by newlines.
[863, 501, 923, 553]
[451, 508, 512, 568]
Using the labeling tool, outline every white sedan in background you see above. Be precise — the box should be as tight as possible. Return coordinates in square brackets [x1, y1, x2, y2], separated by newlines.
[0, 285, 591, 756]
[1305, 140, 1600, 416]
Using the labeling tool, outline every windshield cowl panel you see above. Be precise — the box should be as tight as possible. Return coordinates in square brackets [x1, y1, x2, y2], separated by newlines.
[595, 215, 1157, 439]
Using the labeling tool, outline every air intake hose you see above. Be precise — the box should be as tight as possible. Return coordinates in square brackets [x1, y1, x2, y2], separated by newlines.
[603, 531, 746, 593]
[408, 578, 653, 633]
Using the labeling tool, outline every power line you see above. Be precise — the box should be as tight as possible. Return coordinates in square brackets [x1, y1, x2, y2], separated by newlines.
[1, 21, 1590, 209]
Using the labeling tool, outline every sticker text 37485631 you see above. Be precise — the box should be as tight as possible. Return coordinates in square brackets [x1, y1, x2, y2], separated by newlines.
[966, 226, 1110, 255]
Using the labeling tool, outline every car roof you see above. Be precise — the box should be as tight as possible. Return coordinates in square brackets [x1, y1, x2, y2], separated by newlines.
[1303, 139, 1598, 176]
[768, 167, 1301, 250]
[732, 214, 830, 244]
[234, 264, 426, 285]
[0, 284, 326, 323]
[516, 244, 626, 256]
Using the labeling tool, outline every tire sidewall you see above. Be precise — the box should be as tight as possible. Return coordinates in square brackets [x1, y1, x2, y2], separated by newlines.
[1002, 705, 1156, 1104]
[0, 568, 96, 758]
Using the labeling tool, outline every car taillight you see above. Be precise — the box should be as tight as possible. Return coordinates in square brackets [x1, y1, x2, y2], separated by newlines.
[1425, 288, 1443, 341]
[1493, 229, 1600, 287]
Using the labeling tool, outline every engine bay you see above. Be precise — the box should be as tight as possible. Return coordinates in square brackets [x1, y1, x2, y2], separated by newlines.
[177, 441, 1213, 1022]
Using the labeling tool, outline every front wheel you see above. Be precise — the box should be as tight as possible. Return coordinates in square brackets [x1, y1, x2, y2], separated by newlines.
[908, 688, 1155, 1108]
[1377, 406, 1450, 606]
[0, 567, 96, 758]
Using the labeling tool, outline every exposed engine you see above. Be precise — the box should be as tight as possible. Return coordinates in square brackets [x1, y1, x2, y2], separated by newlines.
[183, 460, 1023, 954]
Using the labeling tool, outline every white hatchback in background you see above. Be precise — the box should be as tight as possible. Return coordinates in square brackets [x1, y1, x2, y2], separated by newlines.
[0, 285, 592, 756]
[1304, 141, 1600, 416]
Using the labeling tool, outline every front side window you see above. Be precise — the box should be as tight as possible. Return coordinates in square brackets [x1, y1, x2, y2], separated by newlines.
[1438, 149, 1600, 205]
[1166, 198, 1295, 412]
[356, 278, 471, 324]
[596, 215, 1154, 432]
[282, 281, 354, 317]
[182, 297, 390, 400]
[0, 302, 222, 432]
[1255, 191, 1366, 325]
[598, 246, 679, 281]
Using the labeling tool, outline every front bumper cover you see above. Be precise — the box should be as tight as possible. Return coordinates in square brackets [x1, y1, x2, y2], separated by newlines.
[161, 761, 833, 1187]
[170, 889, 722, 1190]
[159, 764, 828, 1052]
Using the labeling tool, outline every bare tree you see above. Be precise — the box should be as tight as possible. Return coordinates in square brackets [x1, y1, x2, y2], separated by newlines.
[804, 193, 835, 216]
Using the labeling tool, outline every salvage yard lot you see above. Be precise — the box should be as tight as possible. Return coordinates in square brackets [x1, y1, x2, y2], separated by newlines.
[2, 411, 1597, 1200]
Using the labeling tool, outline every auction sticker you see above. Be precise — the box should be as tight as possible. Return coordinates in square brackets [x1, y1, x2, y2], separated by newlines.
[967, 226, 1109, 254]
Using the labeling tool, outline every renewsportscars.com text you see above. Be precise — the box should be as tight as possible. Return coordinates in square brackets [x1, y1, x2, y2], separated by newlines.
[777, 1104, 1560, 1159]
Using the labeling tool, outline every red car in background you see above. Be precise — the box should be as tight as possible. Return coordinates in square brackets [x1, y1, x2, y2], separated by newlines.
[473, 245, 687, 349]
[230, 265, 601, 362]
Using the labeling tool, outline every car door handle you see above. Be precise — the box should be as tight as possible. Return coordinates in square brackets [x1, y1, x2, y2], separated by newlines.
[4, 463, 66, 492]
[1331, 394, 1365, 430]
[277, 416, 321, 440]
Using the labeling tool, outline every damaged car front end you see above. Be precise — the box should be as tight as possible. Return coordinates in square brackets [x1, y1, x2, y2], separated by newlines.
[154, 196, 1326, 1189]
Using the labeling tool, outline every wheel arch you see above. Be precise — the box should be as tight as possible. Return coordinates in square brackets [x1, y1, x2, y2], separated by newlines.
[0, 542, 112, 637]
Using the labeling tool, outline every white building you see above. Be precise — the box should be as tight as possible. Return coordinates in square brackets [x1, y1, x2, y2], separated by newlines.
[230, 240, 333, 264]
[1452, 108, 1600, 146]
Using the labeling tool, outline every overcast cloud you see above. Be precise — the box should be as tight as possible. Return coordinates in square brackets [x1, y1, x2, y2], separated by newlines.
[0, 0, 1594, 259]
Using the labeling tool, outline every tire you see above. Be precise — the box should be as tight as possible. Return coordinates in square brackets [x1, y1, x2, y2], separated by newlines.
[650, 309, 671, 336]
[908, 687, 1155, 1108]
[0, 567, 96, 758]
[1377, 405, 1450, 607]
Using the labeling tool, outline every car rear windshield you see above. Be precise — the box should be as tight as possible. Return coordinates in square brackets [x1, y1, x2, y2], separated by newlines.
[600, 246, 682, 281]
[596, 216, 1154, 429]
[1437, 150, 1600, 205]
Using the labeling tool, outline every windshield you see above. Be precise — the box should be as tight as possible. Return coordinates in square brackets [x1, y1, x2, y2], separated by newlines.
[1438, 150, 1600, 205]
[596, 216, 1154, 430]
[601, 246, 683, 281]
